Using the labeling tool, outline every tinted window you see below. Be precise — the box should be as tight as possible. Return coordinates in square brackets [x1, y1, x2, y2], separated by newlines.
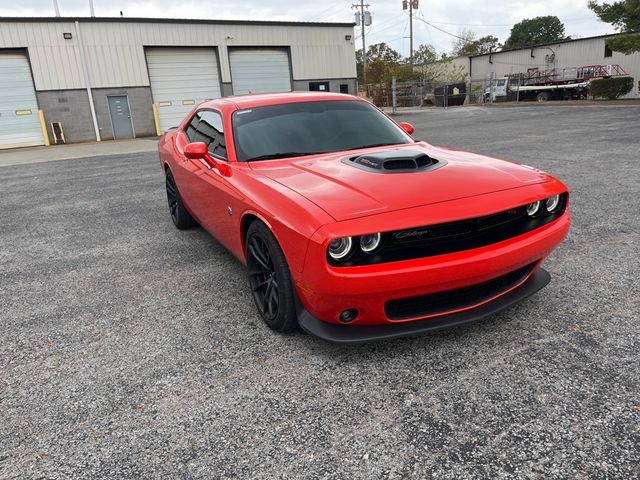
[185, 110, 227, 159]
[196, 111, 227, 159]
[185, 111, 202, 142]
[232, 100, 413, 162]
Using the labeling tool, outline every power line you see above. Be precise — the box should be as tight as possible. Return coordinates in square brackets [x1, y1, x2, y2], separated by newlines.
[411, 13, 470, 41]
[425, 16, 597, 28]
[303, 0, 346, 21]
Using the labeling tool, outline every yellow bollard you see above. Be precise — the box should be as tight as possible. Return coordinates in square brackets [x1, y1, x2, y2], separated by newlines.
[152, 103, 162, 136]
[38, 110, 50, 146]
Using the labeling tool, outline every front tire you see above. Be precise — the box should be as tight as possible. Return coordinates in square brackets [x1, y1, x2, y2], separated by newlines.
[165, 168, 196, 229]
[245, 221, 298, 333]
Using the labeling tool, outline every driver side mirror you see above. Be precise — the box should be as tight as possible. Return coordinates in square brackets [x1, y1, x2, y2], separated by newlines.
[399, 122, 415, 135]
[183, 141, 231, 176]
[184, 142, 208, 160]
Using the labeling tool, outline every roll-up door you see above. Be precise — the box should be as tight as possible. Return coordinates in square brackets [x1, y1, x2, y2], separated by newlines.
[146, 47, 222, 132]
[230, 48, 292, 95]
[0, 53, 44, 149]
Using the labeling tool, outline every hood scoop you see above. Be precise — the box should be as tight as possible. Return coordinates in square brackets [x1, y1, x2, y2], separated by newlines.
[343, 149, 446, 173]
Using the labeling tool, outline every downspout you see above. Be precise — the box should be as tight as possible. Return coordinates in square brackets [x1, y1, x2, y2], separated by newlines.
[74, 20, 101, 141]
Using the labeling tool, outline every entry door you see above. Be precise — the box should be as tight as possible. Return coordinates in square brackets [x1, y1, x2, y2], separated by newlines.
[107, 96, 134, 139]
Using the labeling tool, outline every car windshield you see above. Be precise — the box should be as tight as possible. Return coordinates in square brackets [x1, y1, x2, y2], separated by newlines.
[232, 100, 414, 162]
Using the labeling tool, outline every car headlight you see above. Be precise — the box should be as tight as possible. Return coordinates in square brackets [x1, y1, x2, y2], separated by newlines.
[360, 233, 382, 253]
[545, 194, 561, 213]
[526, 201, 542, 217]
[328, 237, 353, 260]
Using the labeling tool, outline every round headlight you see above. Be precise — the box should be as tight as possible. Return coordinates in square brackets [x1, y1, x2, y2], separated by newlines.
[545, 195, 561, 213]
[526, 201, 542, 217]
[360, 233, 382, 253]
[328, 237, 353, 260]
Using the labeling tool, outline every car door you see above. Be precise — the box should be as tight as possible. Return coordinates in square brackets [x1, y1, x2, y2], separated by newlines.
[179, 109, 244, 248]
[171, 111, 205, 220]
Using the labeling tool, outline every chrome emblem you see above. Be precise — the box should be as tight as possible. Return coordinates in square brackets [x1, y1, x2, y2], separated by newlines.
[395, 228, 429, 240]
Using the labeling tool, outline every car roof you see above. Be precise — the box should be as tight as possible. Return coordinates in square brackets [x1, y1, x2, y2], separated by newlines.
[201, 91, 365, 111]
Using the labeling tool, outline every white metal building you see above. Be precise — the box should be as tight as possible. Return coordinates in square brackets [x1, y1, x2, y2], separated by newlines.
[469, 33, 640, 99]
[0, 17, 357, 148]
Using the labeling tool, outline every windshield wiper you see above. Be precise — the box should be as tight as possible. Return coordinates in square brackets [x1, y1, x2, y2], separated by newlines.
[246, 152, 323, 161]
[345, 142, 401, 151]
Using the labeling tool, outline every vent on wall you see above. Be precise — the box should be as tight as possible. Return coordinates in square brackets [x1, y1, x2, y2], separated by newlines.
[342, 149, 446, 173]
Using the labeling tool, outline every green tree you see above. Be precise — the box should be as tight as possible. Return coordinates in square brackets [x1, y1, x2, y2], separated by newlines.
[504, 16, 567, 48]
[451, 29, 478, 56]
[356, 43, 403, 84]
[451, 29, 501, 56]
[412, 44, 437, 65]
[462, 35, 501, 56]
[366, 42, 402, 63]
[588, 0, 640, 53]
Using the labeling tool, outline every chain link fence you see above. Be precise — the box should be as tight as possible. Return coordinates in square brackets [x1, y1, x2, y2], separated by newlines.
[362, 78, 488, 109]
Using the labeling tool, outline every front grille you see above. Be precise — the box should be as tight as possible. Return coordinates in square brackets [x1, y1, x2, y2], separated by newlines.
[385, 262, 537, 321]
[328, 193, 568, 267]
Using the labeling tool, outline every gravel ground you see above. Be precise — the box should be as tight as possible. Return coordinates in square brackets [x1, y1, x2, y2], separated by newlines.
[1, 104, 638, 479]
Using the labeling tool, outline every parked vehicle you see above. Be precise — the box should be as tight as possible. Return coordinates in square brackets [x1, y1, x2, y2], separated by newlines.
[158, 92, 570, 343]
[485, 64, 627, 102]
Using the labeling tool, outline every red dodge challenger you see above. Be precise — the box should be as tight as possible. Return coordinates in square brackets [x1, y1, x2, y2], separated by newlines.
[158, 92, 570, 343]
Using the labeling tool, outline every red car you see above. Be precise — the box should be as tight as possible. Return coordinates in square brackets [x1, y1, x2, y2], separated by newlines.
[158, 92, 570, 343]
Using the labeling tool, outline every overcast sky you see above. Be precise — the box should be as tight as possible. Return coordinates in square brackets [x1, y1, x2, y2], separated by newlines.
[0, 0, 615, 56]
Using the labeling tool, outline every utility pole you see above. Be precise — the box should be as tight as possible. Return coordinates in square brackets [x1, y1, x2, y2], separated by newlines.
[352, 1, 371, 87]
[403, 0, 417, 66]
[52, 0, 60, 16]
[409, 0, 413, 67]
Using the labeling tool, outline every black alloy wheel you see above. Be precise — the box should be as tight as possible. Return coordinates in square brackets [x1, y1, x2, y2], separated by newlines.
[246, 221, 297, 332]
[165, 169, 196, 229]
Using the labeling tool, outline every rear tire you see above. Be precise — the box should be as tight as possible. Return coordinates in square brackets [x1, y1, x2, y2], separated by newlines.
[536, 92, 549, 102]
[165, 168, 196, 229]
[245, 221, 298, 333]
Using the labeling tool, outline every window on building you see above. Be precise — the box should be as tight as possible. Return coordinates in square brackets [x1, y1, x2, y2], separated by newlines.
[604, 44, 613, 58]
[340, 84, 349, 94]
[309, 81, 330, 92]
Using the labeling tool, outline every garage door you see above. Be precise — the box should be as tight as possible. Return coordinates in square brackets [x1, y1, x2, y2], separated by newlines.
[0, 53, 44, 149]
[146, 48, 222, 132]
[230, 49, 292, 95]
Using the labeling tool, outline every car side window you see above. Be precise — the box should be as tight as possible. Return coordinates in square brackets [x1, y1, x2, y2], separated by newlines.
[185, 111, 202, 142]
[195, 110, 227, 160]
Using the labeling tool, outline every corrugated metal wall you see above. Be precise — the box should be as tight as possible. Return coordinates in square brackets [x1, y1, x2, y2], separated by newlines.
[0, 20, 357, 91]
[470, 36, 640, 97]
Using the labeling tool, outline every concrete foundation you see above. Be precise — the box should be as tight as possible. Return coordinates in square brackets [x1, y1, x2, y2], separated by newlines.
[37, 87, 156, 144]
[37, 90, 95, 144]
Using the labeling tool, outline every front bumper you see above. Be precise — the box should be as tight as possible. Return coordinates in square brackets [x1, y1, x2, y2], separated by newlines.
[298, 267, 550, 344]
[295, 211, 569, 327]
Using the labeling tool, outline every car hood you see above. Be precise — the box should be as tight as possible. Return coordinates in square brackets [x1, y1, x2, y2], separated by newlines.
[250, 143, 551, 221]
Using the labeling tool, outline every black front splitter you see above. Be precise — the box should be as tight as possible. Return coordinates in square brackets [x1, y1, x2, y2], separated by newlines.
[297, 268, 551, 344]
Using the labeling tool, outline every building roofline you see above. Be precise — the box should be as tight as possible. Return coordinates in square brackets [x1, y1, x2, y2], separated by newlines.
[470, 31, 639, 58]
[0, 16, 355, 28]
